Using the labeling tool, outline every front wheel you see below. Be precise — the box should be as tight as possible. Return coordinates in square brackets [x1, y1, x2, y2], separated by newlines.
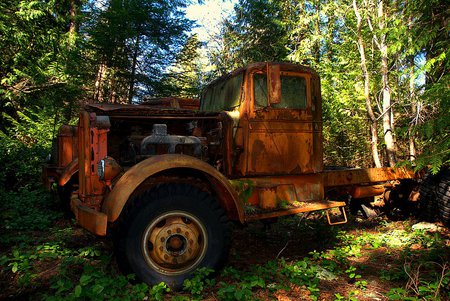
[114, 184, 231, 289]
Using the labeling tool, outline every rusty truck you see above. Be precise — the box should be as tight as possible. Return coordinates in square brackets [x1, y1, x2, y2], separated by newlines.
[43, 62, 419, 288]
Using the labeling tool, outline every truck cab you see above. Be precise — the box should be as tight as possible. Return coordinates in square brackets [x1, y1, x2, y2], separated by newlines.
[200, 62, 323, 177]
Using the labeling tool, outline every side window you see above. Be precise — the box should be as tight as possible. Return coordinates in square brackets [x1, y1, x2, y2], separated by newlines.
[253, 74, 267, 108]
[253, 73, 307, 109]
[273, 75, 307, 109]
[201, 73, 243, 111]
[222, 73, 243, 110]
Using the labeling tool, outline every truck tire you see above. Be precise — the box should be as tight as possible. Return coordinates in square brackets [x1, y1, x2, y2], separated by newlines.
[436, 167, 450, 225]
[417, 172, 438, 222]
[114, 183, 231, 289]
[57, 177, 76, 217]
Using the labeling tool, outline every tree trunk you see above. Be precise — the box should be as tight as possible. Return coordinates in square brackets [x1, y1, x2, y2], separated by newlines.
[128, 35, 140, 104]
[378, 0, 396, 167]
[69, 0, 79, 35]
[407, 13, 416, 162]
[353, 0, 382, 168]
[94, 63, 106, 103]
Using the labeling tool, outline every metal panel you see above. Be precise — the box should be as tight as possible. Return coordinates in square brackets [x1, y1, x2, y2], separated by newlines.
[323, 167, 416, 187]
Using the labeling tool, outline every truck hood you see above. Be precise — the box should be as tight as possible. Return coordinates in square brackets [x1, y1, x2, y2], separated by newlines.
[85, 103, 219, 118]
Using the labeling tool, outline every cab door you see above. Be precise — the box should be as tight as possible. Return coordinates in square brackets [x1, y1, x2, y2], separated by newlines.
[245, 66, 318, 176]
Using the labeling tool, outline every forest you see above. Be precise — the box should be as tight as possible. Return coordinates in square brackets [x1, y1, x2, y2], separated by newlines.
[0, 0, 449, 300]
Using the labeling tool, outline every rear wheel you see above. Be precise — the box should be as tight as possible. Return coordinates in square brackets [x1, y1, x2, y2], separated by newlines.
[114, 184, 230, 289]
[436, 167, 450, 225]
[417, 172, 438, 222]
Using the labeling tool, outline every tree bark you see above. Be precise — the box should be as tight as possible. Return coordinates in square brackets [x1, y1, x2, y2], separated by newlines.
[69, 0, 80, 35]
[353, 0, 382, 168]
[407, 13, 416, 162]
[128, 35, 140, 104]
[378, 0, 396, 167]
[94, 63, 106, 103]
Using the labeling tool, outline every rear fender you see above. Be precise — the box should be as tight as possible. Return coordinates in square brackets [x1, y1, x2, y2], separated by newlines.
[102, 154, 244, 223]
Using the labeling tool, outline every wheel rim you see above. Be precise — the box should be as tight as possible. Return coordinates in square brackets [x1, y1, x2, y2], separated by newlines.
[141, 211, 208, 276]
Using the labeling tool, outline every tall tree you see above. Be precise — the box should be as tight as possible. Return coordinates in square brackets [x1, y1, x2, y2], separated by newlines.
[352, 0, 382, 167]
[89, 0, 192, 103]
[213, 0, 292, 73]
[159, 34, 205, 97]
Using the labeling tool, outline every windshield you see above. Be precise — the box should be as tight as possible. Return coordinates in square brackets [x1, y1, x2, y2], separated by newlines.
[254, 74, 307, 109]
[201, 73, 243, 111]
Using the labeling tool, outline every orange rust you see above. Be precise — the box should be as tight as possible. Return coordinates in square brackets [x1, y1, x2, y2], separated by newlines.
[140, 97, 200, 110]
[77, 112, 109, 209]
[58, 125, 78, 168]
[240, 174, 324, 209]
[231, 65, 321, 176]
[58, 158, 78, 186]
[45, 62, 420, 237]
[71, 197, 107, 236]
[102, 154, 244, 223]
[323, 167, 416, 188]
[258, 186, 278, 209]
[246, 200, 346, 221]
[351, 185, 385, 199]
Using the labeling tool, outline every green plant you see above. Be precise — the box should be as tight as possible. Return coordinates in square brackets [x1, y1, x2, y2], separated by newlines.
[355, 280, 368, 290]
[149, 282, 170, 301]
[0, 189, 61, 231]
[345, 266, 361, 281]
[45, 265, 153, 301]
[182, 267, 215, 299]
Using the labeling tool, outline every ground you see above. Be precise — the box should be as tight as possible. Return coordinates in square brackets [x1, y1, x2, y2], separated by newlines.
[0, 196, 449, 300]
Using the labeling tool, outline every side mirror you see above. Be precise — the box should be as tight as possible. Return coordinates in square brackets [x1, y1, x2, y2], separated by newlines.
[267, 64, 281, 104]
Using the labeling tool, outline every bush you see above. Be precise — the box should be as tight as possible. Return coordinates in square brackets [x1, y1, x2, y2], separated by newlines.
[0, 107, 56, 190]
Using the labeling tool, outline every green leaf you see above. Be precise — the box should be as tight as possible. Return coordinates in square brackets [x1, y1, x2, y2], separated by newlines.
[79, 275, 92, 285]
[74, 285, 82, 297]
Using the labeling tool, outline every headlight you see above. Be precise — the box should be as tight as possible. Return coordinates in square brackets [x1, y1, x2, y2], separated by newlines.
[97, 156, 121, 184]
[97, 159, 106, 180]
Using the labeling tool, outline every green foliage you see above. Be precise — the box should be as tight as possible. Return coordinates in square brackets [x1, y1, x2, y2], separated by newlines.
[159, 34, 205, 97]
[0, 107, 58, 190]
[213, 0, 291, 73]
[182, 267, 215, 299]
[386, 265, 450, 301]
[1, 212, 449, 300]
[0, 188, 62, 236]
[411, 73, 450, 174]
[88, 0, 192, 102]
[46, 265, 152, 301]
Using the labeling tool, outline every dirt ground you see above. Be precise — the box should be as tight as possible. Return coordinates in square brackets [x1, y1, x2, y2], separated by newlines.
[1, 213, 449, 300]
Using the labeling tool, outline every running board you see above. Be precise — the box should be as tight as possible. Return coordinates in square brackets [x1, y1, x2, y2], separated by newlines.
[245, 200, 347, 222]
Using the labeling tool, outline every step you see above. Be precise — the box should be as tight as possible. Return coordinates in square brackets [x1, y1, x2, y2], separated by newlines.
[245, 200, 346, 221]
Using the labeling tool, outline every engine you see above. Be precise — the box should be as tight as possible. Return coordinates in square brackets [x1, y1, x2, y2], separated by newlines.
[140, 124, 204, 158]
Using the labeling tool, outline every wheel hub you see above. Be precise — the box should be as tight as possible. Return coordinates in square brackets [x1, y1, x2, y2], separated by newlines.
[167, 235, 185, 252]
[142, 211, 207, 275]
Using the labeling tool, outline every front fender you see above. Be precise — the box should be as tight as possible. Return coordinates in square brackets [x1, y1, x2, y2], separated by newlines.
[102, 154, 244, 223]
[58, 158, 78, 186]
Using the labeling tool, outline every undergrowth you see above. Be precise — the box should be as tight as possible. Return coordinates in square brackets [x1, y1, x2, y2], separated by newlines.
[1, 202, 449, 300]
